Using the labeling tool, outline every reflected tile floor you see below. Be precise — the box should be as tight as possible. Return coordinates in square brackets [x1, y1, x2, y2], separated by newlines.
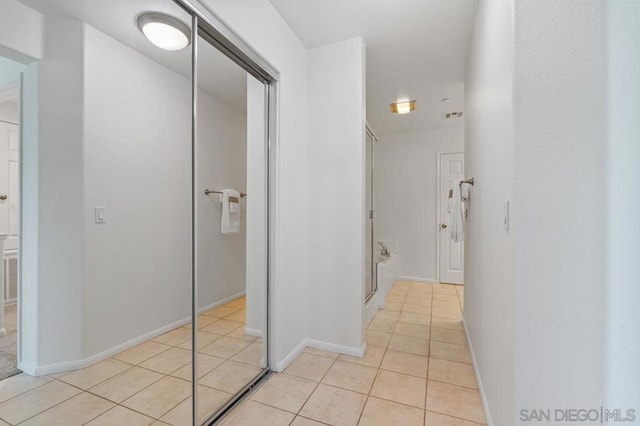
[222, 282, 485, 426]
[0, 296, 264, 425]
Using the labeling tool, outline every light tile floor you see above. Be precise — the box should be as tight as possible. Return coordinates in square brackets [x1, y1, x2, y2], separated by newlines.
[0, 282, 484, 425]
[221, 281, 485, 426]
[0, 296, 265, 425]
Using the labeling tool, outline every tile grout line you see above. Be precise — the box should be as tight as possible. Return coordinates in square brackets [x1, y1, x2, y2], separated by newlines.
[52, 358, 191, 423]
[286, 351, 339, 424]
[425, 407, 487, 425]
[355, 317, 393, 426]
[9, 385, 93, 426]
[426, 282, 435, 419]
[0, 377, 51, 408]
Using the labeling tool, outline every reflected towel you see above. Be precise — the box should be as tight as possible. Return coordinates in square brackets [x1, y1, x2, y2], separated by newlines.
[220, 189, 241, 234]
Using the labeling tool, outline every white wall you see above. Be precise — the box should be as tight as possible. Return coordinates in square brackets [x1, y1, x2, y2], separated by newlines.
[606, 1, 640, 408]
[376, 127, 464, 282]
[18, 60, 39, 374]
[512, 0, 607, 415]
[0, 0, 43, 62]
[83, 24, 192, 357]
[201, 0, 310, 368]
[196, 79, 248, 314]
[245, 75, 267, 335]
[467, 1, 621, 423]
[464, 0, 514, 424]
[307, 37, 366, 351]
[35, 16, 86, 369]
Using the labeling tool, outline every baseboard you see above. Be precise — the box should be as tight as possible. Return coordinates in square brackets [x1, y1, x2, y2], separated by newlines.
[244, 327, 264, 338]
[397, 275, 437, 284]
[273, 339, 307, 372]
[197, 291, 246, 315]
[305, 338, 367, 358]
[29, 292, 247, 377]
[463, 318, 494, 426]
[31, 315, 192, 376]
[273, 338, 368, 373]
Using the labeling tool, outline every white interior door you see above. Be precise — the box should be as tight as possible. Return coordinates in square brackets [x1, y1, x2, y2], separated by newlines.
[439, 153, 464, 285]
[0, 121, 19, 251]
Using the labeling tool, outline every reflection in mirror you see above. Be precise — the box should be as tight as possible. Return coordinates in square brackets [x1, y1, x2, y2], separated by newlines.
[195, 30, 268, 423]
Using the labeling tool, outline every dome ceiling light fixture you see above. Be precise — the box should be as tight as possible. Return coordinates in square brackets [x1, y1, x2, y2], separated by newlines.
[390, 100, 417, 115]
[137, 12, 191, 51]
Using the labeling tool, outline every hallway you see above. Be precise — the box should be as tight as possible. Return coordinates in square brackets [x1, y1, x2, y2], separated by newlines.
[222, 281, 485, 425]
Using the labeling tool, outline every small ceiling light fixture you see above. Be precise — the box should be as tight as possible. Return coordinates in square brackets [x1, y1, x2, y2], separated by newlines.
[137, 12, 191, 51]
[390, 100, 416, 114]
[441, 97, 450, 103]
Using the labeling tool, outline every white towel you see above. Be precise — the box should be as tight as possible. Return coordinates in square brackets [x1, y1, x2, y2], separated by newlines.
[447, 179, 471, 242]
[220, 189, 241, 234]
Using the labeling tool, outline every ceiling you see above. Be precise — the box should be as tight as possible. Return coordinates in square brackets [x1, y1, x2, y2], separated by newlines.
[268, 0, 478, 136]
[18, 0, 248, 112]
[15, 0, 477, 134]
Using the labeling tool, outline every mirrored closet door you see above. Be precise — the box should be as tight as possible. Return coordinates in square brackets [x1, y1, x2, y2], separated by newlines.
[12, 0, 274, 424]
[192, 16, 270, 425]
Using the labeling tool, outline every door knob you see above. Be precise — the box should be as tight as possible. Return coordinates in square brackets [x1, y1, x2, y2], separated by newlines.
[441, 223, 447, 229]
[0, 194, 7, 200]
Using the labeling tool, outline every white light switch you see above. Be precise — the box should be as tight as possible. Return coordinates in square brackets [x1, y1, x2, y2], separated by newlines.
[95, 206, 106, 224]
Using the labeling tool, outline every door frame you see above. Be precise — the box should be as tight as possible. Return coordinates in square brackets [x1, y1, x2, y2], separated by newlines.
[435, 151, 464, 285]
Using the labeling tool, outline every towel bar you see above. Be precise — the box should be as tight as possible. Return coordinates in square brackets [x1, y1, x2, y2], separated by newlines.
[204, 189, 247, 197]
